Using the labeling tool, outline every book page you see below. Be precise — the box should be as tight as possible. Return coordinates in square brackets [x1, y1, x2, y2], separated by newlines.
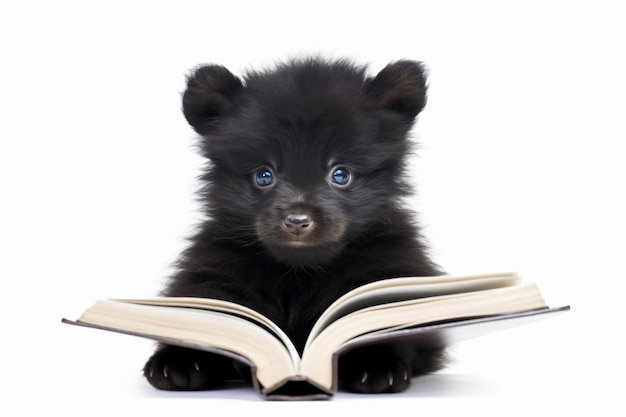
[305, 272, 519, 350]
[77, 300, 299, 390]
[300, 284, 546, 390]
[116, 297, 300, 365]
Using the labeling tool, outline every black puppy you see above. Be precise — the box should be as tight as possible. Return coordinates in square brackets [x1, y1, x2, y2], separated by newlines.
[144, 58, 446, 394]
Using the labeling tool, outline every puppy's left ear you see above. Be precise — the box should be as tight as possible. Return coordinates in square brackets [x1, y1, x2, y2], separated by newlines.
[367, 60, 427, 121]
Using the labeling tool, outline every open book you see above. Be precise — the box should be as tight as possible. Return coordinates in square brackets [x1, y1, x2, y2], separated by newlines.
[63, 272, 569, 400]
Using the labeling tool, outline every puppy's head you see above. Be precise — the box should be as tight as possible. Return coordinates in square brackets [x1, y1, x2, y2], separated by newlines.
[182, 58, 427, 266]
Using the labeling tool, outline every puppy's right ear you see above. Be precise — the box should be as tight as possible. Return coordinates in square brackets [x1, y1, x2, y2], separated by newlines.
[182, 65, 243, 135]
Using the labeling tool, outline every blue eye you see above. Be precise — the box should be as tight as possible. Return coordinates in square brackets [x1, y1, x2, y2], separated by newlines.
[255, 169, 274, 187]
[331, 167, 350, 186]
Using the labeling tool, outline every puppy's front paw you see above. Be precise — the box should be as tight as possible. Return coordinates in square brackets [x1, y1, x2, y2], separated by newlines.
[144, 345, 231, 391]
[339, 347, 411, 394]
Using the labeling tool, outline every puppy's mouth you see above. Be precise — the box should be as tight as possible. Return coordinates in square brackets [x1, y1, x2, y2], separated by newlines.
[255, 212, 348, 264]
[285, 240, 310, 246]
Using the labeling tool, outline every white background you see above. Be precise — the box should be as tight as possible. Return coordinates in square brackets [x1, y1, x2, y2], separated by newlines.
[1, 1, 624, 416]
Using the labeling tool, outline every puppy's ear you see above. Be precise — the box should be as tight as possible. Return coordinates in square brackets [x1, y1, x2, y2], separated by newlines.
[367, 60, 427, 121]
[182, 65, 243, 134]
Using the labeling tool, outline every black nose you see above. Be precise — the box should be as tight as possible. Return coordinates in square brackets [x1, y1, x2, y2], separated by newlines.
[284, 214, 313, 234]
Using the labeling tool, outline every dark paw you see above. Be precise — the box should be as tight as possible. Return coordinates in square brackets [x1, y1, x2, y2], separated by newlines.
[144, 345, 233, 391]
[339, 347, 411, 394]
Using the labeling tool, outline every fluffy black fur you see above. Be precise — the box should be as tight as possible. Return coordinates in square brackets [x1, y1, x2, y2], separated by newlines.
[144, 57, 446, 394]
